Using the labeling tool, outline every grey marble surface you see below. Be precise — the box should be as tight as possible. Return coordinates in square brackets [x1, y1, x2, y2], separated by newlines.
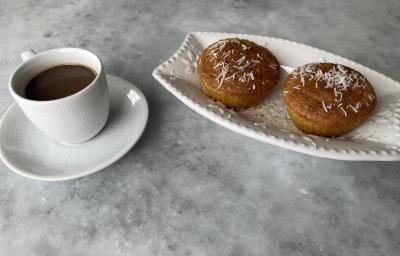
[0, 0, 400, 255]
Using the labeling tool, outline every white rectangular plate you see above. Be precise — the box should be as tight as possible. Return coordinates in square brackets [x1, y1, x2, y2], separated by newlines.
[153, 32, 400, 161]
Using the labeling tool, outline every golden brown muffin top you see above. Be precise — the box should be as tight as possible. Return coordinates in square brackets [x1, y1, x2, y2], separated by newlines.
[197, 38, 280, 96]
[283, 63, 376, 120]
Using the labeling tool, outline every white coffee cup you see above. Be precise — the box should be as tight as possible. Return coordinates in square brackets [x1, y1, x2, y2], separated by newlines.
[9, 48, 109, 144]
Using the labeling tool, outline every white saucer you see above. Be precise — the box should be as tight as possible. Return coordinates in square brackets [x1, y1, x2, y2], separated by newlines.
[0, 75, 149, 181]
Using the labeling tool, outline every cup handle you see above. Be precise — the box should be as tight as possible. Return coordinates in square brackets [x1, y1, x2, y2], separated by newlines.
[20, 50, 36, 62]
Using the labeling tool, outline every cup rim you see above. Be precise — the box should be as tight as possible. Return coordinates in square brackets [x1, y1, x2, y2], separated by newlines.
[9, 47, 104, 105]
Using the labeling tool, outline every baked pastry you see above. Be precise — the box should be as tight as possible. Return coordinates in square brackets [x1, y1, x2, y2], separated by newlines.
[197, 38, 280, 108]
[282, 63, 377, 137]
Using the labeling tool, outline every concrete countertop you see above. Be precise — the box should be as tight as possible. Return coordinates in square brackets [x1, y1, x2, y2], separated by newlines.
[0, 0, 399, 255]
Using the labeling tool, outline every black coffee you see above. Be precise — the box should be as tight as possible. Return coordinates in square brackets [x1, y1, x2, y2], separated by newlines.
[25, 65, 96, 101]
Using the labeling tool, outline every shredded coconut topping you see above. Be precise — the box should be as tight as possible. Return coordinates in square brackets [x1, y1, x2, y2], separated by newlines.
[340, 107, 347, 117]
[290, 63, 372, 117]
[236, 56, 246, 64]
[207, 39, 277, 88]
[348, 104, 358, 113]
[322, 100, 328, 112]
[269, 64, 278, 70]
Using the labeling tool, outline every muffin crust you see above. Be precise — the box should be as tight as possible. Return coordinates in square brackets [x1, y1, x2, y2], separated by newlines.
[197, 38, 280, 108]
[282, 63, 377, 136]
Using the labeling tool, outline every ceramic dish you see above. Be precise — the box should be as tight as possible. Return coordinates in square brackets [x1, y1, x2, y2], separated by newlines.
[153, 32, 400, 161]
[0, 75, 149, 181]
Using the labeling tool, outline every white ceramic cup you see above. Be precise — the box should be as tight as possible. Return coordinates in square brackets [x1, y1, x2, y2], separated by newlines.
[9, 48, 109, 144]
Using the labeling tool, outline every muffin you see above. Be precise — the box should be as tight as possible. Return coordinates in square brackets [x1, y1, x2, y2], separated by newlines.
[282, 63, 377, 137]
[197, 38, 280, 108]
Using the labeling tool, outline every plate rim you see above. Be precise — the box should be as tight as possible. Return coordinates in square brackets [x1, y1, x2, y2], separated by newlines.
[0, 74, 149, 181]
[153, 31, 400, 161]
